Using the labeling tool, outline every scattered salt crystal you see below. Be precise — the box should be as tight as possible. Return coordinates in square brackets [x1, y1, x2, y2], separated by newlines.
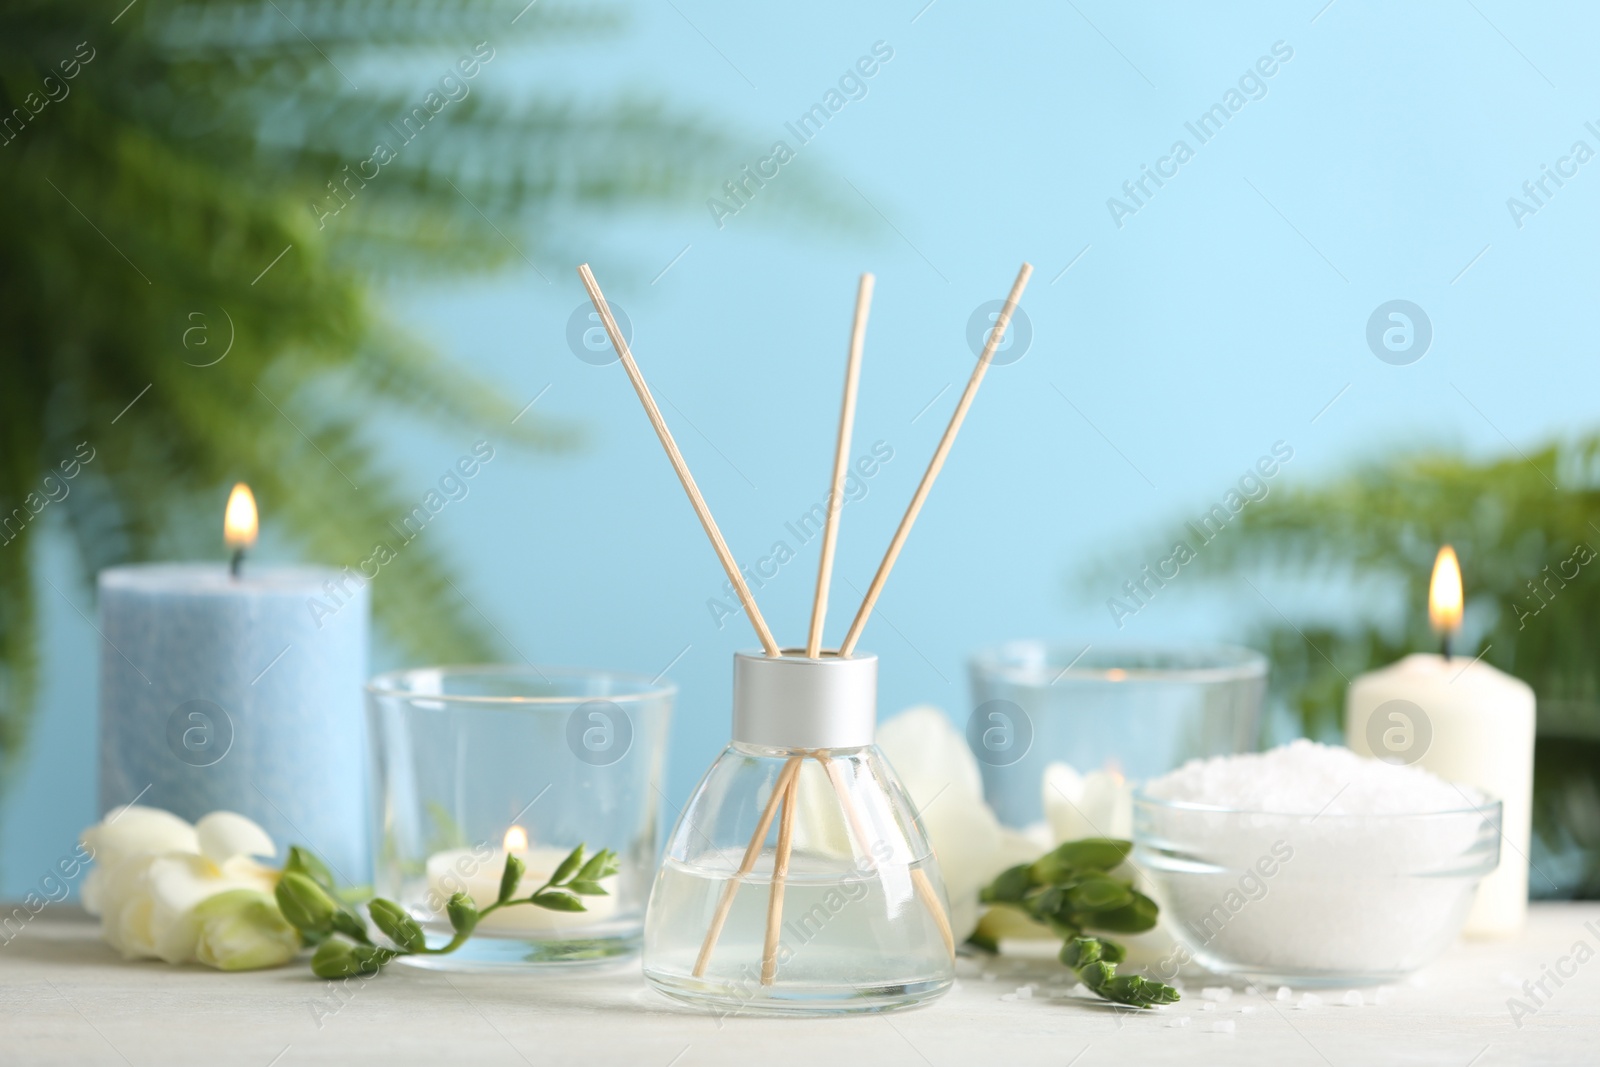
[999, 993, 1017, 1002]
[1200, 986, 1233, 1003]
[1297, 993, 1322, 1009]
[1341, 990, 1364, 1007]
[1276, 986, 1293, 1002]
[1238, 1005, 1256, 1014]
[1209, 1021, 1236, 1034]
[1167, 1016, 1191, 1028]
[1144, 739, 1463, 815]
[1199, 1001, 1217, 1012]
[1015, 986, 1032, 1000]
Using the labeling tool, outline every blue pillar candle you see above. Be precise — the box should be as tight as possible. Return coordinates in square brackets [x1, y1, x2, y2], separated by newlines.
[97, 563, 371, 881]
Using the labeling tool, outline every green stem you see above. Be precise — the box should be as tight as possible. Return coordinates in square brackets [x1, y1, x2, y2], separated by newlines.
[417, 872, 563, 956]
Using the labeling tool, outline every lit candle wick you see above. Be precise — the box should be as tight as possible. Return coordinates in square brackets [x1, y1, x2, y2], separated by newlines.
[1429, 544, 1463, 662]
[224, 483, 259, 580]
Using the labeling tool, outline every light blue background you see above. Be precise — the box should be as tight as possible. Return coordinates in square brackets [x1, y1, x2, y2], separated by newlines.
[8, 0, 1596, 893]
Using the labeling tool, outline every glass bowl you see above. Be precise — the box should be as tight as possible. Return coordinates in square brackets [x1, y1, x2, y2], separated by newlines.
[1131, 789, 1501, 986]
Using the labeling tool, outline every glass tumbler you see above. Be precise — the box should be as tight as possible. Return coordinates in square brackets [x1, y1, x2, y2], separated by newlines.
[643, 651, 956, 1015]
[366, 665, 672, 968]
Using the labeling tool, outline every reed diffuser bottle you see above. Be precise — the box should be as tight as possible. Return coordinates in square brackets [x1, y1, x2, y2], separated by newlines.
[575, 259, 1031, 1015]
[643, 651, 954, 1013]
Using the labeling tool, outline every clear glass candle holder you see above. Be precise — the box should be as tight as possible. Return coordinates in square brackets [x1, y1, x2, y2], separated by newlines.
[967, 642, 1268, 828]
[365, 665, 672, 968]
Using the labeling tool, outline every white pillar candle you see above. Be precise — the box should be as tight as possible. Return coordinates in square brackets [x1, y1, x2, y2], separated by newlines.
[425, 832, 617, 935]
[1344, 547, 1536, 937]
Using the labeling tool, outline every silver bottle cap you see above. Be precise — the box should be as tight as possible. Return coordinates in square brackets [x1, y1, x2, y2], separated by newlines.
[731, 650, 877, 750]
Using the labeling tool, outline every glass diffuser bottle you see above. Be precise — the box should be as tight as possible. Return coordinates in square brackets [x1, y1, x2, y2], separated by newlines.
[643, 650, 955, 1014]
[576, 260, 1032, 1014]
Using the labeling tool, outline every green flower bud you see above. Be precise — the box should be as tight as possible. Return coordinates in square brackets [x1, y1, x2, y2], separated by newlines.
[497, 853, 525, 904]
[330, 909, 372, 945]
[1066, 876, 1134, 912]
[276, 871, 338, 935]
[1059, 936, 1104, 969]
[311, 939, 390, 979]
[529, 891, 586, 912]
[548, 844, 585, 886]
[368, 898, 426, 953]
[446, 892, 478, 936]
[283, 846, 336, 892]
[1029, 838, 1130, 884]
[978, 863, 1034, 904]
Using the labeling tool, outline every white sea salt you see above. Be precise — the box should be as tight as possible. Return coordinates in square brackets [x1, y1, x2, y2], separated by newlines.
[1298, 993, 1323, 1009]
[1341, 990, 1364, 1007]
[1015, 986, 1032, 1000]
[1141, 742, 1488, 982]
[1209, 1020, 1236, 1034]
[1167, 1015, 1192, 1028]
[1276, 986, 1293, 1001]
[1238, 1005, 1256, 1015]
[1144, 739, 1463, 814]
[1198, 1001, 1217, 1012]
[1200, 986, 1233, 1002]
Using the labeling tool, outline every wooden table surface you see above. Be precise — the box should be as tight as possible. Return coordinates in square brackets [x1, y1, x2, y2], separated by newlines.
[2, 903, 1595, 1066]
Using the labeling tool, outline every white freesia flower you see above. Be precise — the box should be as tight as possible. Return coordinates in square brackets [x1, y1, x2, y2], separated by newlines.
[877, 706, 1039, 941]
[80, 807, 292, 969]
[1042, 762, 1132, 842]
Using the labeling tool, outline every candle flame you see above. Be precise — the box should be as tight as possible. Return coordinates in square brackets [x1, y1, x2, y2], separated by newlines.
[502, 825, 528, 853]
[223, 483, 258, 549]
[1429, 545, 1463, 634]
[1105, 668, 1128, 682]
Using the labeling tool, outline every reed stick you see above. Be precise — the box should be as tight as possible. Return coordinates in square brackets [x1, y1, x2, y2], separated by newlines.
[910, 869, 956, 958]
[818, 755, 955, 958]
[577, 263, 781, 657]
[760, 762, 801, 985]
[839, 263, 1033, 656]
[806, 273, 874, 659]
[693, 756, 801, 977]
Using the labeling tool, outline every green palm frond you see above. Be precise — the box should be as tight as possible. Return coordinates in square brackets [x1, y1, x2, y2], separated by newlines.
[0, 0, 860, 780]
[1089, 435, 1600, 896]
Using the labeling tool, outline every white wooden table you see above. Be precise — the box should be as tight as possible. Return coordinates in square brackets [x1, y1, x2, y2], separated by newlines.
[3, 904, 1595, 1065]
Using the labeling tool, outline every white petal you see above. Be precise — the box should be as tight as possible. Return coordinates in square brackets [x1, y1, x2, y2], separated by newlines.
[148, 853, 283, 964]
[878, 707, 1027, 942]
[82, 807, 198, 869]
[114, 891, 159, 960]
[790, 760, 853, 859]
[80, 869, 105, 917]
[195, 812, 276, 865]
[1043, 763, 1132, 843]
[877, 706, 984, 807]
[1042, 762, 1091, 842]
